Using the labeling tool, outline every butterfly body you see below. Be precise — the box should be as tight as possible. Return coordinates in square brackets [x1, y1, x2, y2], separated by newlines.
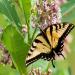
[26, 22, 74, 66]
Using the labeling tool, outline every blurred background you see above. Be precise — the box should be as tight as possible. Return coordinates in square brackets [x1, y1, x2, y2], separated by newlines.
[0, 0, 75, 75]
[62, 0, 75, 75]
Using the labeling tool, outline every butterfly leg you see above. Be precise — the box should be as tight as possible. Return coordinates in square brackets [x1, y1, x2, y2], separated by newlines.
[47, 52, 55, 68]
[51, 59, 55, 68]
[50, 50, 56, 68]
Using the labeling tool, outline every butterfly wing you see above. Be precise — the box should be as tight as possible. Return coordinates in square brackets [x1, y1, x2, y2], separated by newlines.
[45, 22, 74, 48]
[26, 33, 51, 66]
[54, 23, 74, 55]
[26, 22, 74, 66]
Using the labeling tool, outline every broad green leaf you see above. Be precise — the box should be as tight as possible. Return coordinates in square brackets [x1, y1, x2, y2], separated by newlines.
[0, 0, 21, 29]
[1, 25, 30, 75]
[0, 64, 20, 75]
[18, 0, 23, 10]
[0, 14, 9, 28]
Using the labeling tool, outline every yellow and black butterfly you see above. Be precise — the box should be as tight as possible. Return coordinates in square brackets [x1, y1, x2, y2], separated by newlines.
[26, 22, 74, 67]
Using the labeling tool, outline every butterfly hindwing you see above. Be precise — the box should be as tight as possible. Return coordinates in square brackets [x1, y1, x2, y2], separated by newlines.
[26, 34, 51, 66]
[26, 22, 74, 66]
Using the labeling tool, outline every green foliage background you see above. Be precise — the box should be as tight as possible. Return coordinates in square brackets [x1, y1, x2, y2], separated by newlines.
[0, 0, 75, 75]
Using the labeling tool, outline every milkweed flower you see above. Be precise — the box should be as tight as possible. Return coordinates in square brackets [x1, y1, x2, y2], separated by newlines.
[35, 0, 62, 30]
[0, 43, 12, 66]
[22, 24, 28, 33]
[29, 67, 52, 75]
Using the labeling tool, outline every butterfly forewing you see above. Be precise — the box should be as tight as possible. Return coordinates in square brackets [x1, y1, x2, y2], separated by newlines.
[45, 23, 69, 48]
[51, 23, 68, 48]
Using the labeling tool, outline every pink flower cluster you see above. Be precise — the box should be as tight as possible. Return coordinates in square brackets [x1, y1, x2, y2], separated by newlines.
[31, 0, 67, 30]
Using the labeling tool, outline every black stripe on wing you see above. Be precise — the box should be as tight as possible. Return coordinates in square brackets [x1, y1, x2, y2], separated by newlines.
[34, 39, 42, 43]
[50, 25, 53, 35]
[53, 22, 66, 30]
[26, 51, 55, 66]
[32, 43, 36, 48]
[39, 31, 51, 46]
[60, 23, 74, 41]
[26, 53, 42, 66]
[55, 23, 74, 55]
[35, 39, 48, 47]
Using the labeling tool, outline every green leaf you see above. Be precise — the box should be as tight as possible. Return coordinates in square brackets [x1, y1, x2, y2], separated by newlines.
[0, 0, 21, 29]
[1, 25, 30, 75]
[18, 0, 23, 10]
[0, 64, 20, 75]
[61, 0, 75, 23]
[21, 0, 31, 26]
[20, 0, 31, 43]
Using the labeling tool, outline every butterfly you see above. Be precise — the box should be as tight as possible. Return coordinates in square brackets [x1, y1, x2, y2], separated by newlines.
[26, 22, 74, 67]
